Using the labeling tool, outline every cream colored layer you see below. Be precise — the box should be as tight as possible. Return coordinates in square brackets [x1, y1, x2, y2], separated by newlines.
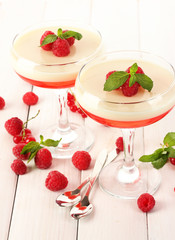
[75, 59, 175, 121]
[11, 25, 102, 82]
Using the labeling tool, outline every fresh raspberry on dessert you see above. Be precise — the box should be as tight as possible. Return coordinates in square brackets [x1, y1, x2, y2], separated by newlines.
[52, 38, 70, 57]
[169, 157, 175, 165]
[5, 117, 23, 136]
[0, 96, 5, 109]
[12, 143, 29, 160]
[63, 30, 75, 46]
[11, 159, 27, 175]
[40, 30, 55, 51]
[45, 170, 68, 191]
[72, 151, 91, 170]
[115, 137, 124, 151]
[34, 148, 52, 169]
[121, 77, 140, 97]
[137, 193, 155, 212]
[106, 70, 117, 80]
[23, 92, 39, 106]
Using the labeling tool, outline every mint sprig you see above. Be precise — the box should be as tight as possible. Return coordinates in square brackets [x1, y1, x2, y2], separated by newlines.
[104, 62, 153, 92]
[21, 135, 61, 163]
[139, 132, 175, 169]
[40, 28, 82, 47]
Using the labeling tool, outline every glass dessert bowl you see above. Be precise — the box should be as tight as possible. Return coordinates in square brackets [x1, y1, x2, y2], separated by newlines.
[75, 50, 175, 199]
[11, 21, 103, 158]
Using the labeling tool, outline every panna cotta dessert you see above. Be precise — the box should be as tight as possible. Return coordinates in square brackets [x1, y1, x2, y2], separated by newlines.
[75, 51, 175, 128]
[11, 22, 102, 88]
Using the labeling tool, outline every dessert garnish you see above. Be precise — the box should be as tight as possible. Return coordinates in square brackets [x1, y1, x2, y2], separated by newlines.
[139, 132, 175, 169]
[104, 63, 153, 97]
[40, 28, 82, 57]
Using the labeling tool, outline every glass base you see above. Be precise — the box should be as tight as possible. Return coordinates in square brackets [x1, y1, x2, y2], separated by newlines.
[40, 123, 94, 159]
[99, 159, 161, 199]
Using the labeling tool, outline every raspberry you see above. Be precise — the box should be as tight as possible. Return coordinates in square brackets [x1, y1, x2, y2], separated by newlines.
[121, 77, 140, 97]
[5, 117, 23, 136]
[34, 148, 52, 169]
[12, 143, 29, 160]
[0, 96, 5, 109]
[169, 157, 175, 165]
[23, 92, 39, 106]
[115, 137, 124, 151]
[63, 30, 75, 46]
[45, 170, 68, 191]
[40, 30, 55, 51]
[11, 159, 27, 175]
[72, 151, 91, 170]
[137, 193, 155, 212]
[106, 70, 117, 80]
[52, 38, 70, 57]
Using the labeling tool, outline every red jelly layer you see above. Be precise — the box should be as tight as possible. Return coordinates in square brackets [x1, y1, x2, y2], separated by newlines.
[80, 106, 173, 128]
[17, 73, 76, 89]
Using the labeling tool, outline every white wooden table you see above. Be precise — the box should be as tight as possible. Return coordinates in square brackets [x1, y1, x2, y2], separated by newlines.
[1, 0, 175, 239]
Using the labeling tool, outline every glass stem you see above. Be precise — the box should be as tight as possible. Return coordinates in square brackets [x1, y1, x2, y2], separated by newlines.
[117, 128, 140, 184]
[56, 88, 70, 131]
[122, 128, 135, 169]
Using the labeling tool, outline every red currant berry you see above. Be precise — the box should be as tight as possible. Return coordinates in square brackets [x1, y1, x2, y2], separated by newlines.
[67, 100, 75, 107]
[23, 128, 32, 135]
[81, 112, 87, 118]
[67, 92, 75, 101]
[13, 135, 23, 144]
[77, 108, 83, 114]
[70, 105, 78, 112]
[25, 135, 36, 143]
[169, 157, 175, 165]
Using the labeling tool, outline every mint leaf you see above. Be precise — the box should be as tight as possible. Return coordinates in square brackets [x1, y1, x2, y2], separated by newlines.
[21, 141, 41, 154]
[40, 34, 58, 46]
[152, 155, 168, 169]
[28, 147, 42, 163]
[139, 148, 163, 162]
[104, 71, 129, 91]
[129, 74, 137, 87]
[167, 146, 175, 158]
[135, 73, 153, 92]
[62, 30, 82, 40]
[163, 132, 175, 147]
[129, 63, 138, 74]
[41, 138, 61, 147]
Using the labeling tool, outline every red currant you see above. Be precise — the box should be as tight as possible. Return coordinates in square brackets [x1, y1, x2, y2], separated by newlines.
[67, 92, 75, 101]
[169, 157, 175, 165]
[70, 105, 78, 112]
[25, 135, 36, 143]
[13, 135, 23, 144]
[67, 100, 75, 107]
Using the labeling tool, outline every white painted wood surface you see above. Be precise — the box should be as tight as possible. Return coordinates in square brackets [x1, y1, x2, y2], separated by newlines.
[0, 0, 175, 239]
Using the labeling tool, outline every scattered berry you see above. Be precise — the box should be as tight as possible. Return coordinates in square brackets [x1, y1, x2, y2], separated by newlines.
[45, 170, 68, 191]
[115, 137, 124, 151]
[12, 143, 29, 160]
[169, 157, 175, 165]
[5, 117, 23, 136]
[72, 151, 91, 170]
[11, 159, 27, 175]
[121, 77, 140, 97]
[52, 38, 70, 57]
[34, 148, 52, 169]
[23, 92, 39, 106]
[137, 193, 155, 212]
[0, 96, 5, 109]
[63, 30, 75, 46]
[40, 30, 55, 51]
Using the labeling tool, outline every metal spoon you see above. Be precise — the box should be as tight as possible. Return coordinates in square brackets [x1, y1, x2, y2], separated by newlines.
[70, 149, 118, 219]
[56, 149, 109, 207]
